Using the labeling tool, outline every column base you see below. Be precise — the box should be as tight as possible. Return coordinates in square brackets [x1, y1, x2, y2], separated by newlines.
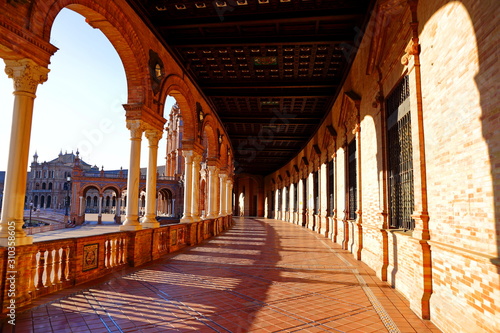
[119, 224, 143, 231]
[0, 235, 33, 246]
[141, 221, 160, 228]
[180, 216, 193, 223]
[141, 216, 159, 228]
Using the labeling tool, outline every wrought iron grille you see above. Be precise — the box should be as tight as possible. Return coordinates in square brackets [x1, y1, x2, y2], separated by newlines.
[328, 160, 335, 217]
[387, 75, 415, 230]
[285, 187, 289, 212]
[313, 171, 319, 214]
[277, 189, 282, 211]
[303, 178, 307, 212]
[348, 139, 357, 220]
[293, 183, 298, 212]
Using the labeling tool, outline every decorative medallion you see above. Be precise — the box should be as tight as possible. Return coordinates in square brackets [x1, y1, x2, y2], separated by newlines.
[83, 244, 99, 271]
[253, 56, 277, 66]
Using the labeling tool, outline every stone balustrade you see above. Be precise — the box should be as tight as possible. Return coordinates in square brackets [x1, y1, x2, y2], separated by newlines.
[0, 216, 233, 312]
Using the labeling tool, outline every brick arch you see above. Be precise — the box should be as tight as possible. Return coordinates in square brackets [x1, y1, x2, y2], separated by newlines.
[80, 184, 102, 197]
[39, 1, 149, 105]
[160, 74, 197, 142]
[102, 185, 121, 197]
[201, 116, 219, 159]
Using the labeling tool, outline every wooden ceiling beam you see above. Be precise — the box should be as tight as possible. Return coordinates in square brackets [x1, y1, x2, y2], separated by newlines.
[221, 116, 321, 124]
[230, 135, 309, 141]
[166, 35, 354, 47]
[154, 12, 364, 29]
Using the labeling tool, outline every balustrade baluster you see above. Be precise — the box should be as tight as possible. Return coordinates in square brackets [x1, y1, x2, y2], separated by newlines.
[53, 248, 61, 284]
[105, 240, 110, 268]
[111, 239, 116, 267]
[36, 250, 46, 289]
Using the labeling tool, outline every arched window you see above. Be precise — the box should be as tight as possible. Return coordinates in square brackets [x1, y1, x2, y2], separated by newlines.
[106, 196, 111, 207]
[40, 196, 45, 208]
[112, 197, 116, 207]
[48, 182, 53, 190]
[34, 196, 38, 207]
[86, 196, 91, 207]
[93, 196, 98, 207]
[47, 195, 52, 208]
[42, 183, 46, 190]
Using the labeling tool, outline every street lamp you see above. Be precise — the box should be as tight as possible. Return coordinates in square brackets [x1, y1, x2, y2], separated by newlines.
[64, 176, 71, 222]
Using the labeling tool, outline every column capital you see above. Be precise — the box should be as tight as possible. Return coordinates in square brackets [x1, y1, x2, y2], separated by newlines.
[182, 149, 194, 164]
[4, 59, 49, 95]
[126, 119, 144, 140]
[207, 165, 218, 173]
[145, 128, 163, 147]
[193, 152, 203, 165]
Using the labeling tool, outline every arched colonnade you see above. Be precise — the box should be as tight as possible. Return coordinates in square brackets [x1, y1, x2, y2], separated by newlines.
[0, 0, 234, 246]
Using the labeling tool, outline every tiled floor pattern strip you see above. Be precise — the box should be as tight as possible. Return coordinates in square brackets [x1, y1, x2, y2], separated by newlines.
[5, 218, 441, 332]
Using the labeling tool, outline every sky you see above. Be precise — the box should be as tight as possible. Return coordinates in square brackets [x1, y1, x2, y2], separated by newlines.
[0, 8, 174, 172]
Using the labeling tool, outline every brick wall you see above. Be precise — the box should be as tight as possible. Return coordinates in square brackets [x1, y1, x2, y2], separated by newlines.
[264, 0, 499, 332]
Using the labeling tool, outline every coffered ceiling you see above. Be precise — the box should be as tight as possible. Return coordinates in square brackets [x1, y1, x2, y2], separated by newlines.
[126, 0, 374, 175]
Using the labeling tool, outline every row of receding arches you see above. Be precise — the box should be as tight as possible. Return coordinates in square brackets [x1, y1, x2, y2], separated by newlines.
[79, 186, 174, 217]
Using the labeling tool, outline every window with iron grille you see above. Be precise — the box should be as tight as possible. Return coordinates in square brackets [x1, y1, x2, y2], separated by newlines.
[313, 171, 319, 214]
[277, 189, 282, 211]
[285, 186, 289, 212]
[348, 139, 357, 220]
[328, 159, 335, 217]
[387, 75, 415, 230]
[293, 183, 298, 212]
[304, 177, 309, 212]
[270, 191, 274, 215]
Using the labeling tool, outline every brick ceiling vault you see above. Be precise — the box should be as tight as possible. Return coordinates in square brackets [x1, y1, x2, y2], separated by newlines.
[126, 0, 375, 175]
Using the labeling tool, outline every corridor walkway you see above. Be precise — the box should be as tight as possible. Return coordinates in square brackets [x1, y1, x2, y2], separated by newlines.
[4, 218, 441, 332]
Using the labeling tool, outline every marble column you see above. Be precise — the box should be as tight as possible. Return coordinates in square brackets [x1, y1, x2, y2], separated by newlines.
[141, 129, 163, 228]
[226, 179, 233, 216]
[120, 120, 143, 231]
[181, 150, 194, 223]
[0, 59, 49, 246]
[191, 153, 202, 221]
[205, 165, 216, 219]
[219, 173, 227, 216]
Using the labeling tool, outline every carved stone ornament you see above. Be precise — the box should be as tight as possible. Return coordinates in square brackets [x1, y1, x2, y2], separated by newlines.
[401, 40, 419, 65]
[145, 129, 163, 146]
[4, 59, 49, 94]
[126, 120, 144, 139]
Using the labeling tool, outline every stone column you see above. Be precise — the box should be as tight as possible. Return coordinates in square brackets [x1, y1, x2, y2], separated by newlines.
[320, 162, 329, 236]
[205, 165, 217, 219]
[141, 129, 163, 228]
[120, 120, 143, 231]
[181, 150, 194, 223]
[191, 153, 202, 221]
[0, 59, 49, 246]
[226, 179, 233, 216]
[219, 173, 227, 216]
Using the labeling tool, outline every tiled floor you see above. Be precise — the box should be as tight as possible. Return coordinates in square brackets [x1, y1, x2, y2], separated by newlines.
[3, 218, 441, 332]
